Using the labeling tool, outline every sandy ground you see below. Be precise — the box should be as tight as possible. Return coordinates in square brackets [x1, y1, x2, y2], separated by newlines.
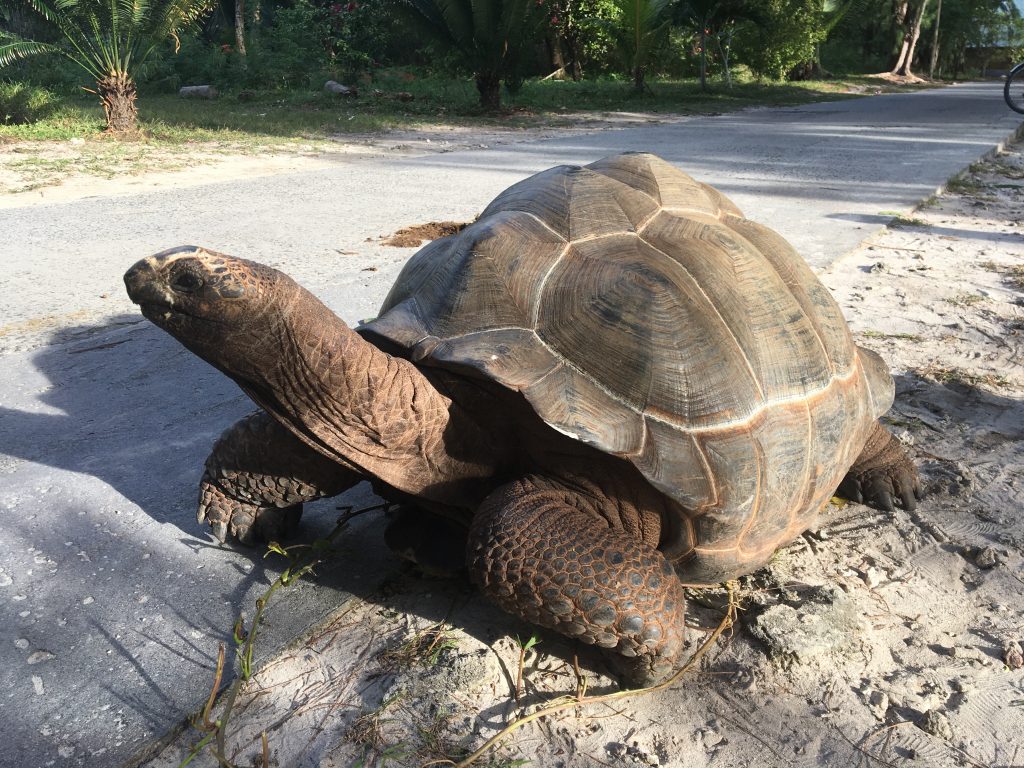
[121, 141, 1024, 768]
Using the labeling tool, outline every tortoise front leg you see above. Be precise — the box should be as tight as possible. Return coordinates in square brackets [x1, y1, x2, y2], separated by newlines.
[467, 475, 686, 686]
[837, 422, 921, 512]
[199, 411, 361, 544]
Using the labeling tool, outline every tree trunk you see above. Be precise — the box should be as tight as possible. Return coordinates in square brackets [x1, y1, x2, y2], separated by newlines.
[928, 0, 941, 78]
[892, 0, 929, 76]
[633, 64, 645, 93]
[475, 72, 501, 111]
[699, 28, 707, 91]
[97, 73, 138, 134]
[235, 0, 247, 55]
[716, 35, 731, 88]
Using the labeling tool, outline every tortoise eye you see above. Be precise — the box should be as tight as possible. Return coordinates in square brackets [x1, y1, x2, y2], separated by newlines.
[171, 271, 204, 293]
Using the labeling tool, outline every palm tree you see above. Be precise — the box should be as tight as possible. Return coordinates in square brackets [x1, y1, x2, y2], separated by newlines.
[598, 0, 673, 92]
[0, 0, 213, 133]
[402, 0, 543, 110]
[673, 0, 762, 89]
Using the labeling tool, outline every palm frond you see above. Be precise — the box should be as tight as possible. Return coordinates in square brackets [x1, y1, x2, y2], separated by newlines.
[0, 37, 62, 66]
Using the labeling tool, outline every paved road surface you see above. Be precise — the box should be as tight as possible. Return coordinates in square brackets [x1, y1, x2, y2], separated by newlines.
[0, 80, 1019, 767]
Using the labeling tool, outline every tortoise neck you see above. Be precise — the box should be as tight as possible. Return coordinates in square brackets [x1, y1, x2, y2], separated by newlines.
[248, 284, 503, 506]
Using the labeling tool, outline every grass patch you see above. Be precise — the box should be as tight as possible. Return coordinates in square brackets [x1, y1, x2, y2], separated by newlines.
[888, 214, 929, 228]
[980, 260, 1024, 290]
[0, 82, 58, 125]
[0, 71, 921, 146]
[918, 364, 1010, 390]
[377, 621, 458, 670]
[945, 292, 987, 307]
[859, 329, 924, 341]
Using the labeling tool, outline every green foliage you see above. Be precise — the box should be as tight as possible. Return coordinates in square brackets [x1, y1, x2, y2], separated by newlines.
[0, 0, 213, 129]
[253, 0, 333, 87]
[0, 79, 55, 123]
[596, 0, 674, 90]
[400, 0, 546, 108]
[731, 0, 827, 79]
[0, 0, 213, 81]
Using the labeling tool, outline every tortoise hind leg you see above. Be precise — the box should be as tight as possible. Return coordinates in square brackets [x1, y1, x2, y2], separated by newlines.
[467, 475, 686, 686]
[837, 422, 921, 512]
[199, 411, 361, 544]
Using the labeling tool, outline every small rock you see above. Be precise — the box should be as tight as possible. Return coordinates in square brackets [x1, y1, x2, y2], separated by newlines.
[1003, 640, 1023, 669]
[861, 566, 884, 588]
[324, 80, 357, 97]
[178, 85, 218, 99]
[27, 650, 55, 665]
[917, 709, 953, 740]
[700, 728, 723, 749]
[972, 546, 1001, 569]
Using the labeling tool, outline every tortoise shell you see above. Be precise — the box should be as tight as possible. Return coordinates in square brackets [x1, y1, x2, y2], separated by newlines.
[362, 153, 891, 582]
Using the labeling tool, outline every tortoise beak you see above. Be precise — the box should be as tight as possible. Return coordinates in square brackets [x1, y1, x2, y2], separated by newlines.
[124, 258, 160, 306]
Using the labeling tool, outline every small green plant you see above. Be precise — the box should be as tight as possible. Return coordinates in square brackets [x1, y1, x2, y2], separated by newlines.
[513, 632, 542, 702]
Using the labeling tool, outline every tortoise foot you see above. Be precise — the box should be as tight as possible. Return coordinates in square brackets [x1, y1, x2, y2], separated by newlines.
[839, 423, 922, 512]
[468, 476, 686, 682]
[198, 479, 302, 545]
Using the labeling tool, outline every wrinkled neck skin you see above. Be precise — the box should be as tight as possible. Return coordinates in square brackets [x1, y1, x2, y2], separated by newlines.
[226, 280, 508, 508]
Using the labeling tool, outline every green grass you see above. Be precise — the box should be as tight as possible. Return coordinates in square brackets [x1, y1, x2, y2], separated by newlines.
[0, 71, 924, 146]
[0, 71, 938, 194]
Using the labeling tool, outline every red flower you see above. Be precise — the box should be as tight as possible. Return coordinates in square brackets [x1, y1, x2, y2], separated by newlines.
[221, 43, 232, 52]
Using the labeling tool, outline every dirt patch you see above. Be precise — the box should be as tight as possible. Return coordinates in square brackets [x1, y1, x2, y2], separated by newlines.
[382, 221, 469, 247]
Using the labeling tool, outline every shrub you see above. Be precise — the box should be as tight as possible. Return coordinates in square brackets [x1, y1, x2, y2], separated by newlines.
[0, 81, 56, 124]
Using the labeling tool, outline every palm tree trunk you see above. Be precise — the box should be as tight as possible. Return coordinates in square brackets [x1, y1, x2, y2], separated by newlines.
[475, 73, 501, 110]
[97, 73, 138, 133]
[633, 64, 645, 92]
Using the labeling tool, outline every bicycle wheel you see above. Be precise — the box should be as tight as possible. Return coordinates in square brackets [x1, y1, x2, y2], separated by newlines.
[1006, 64, 1024, 114]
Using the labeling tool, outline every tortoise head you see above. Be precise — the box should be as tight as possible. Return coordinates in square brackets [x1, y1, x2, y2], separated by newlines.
[124, 246, 299, 384]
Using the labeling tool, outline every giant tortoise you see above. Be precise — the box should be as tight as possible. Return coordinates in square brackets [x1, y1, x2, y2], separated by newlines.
[124, 153, 920, 681]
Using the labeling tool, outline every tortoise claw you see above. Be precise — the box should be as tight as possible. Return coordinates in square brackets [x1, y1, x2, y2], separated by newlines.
[211, 521, 229, 543]
[864, 475, 895, 512]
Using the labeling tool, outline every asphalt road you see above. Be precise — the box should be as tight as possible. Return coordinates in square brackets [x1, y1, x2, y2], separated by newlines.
[0, 80, 1020, 768]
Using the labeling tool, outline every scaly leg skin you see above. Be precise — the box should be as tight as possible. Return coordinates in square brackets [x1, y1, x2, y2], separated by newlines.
[837, 421, 922, 512]
[198, 411, 361, 544]
[467, 475, 686, 687]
